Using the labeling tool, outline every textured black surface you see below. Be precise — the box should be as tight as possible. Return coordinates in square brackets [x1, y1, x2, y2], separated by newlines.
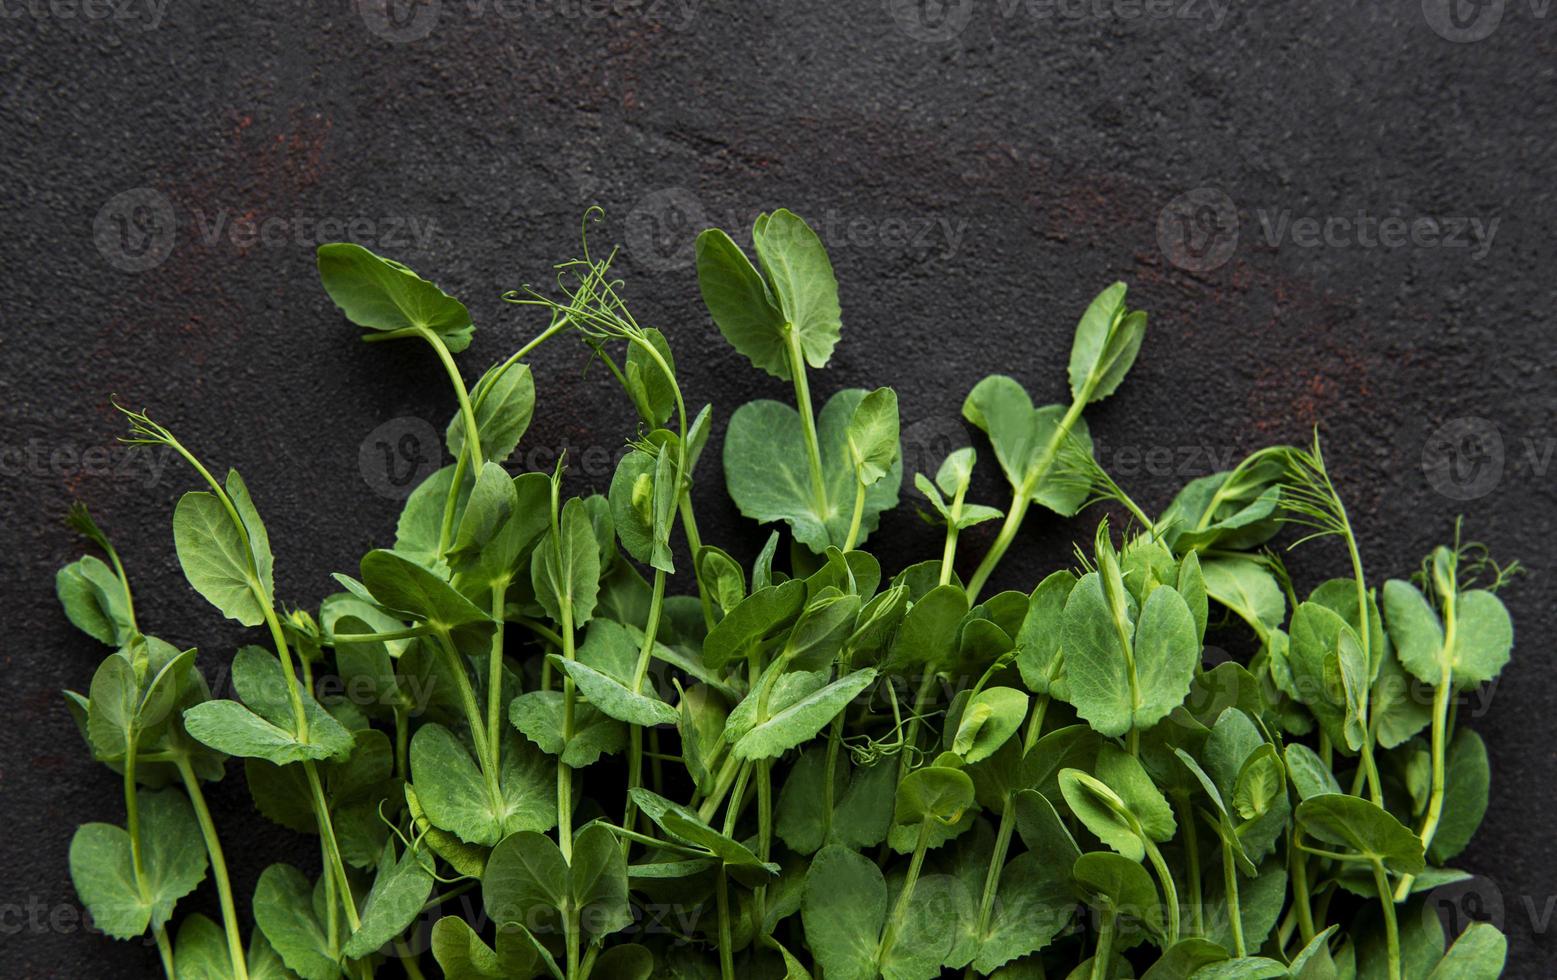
[3, 1, 1554, 976]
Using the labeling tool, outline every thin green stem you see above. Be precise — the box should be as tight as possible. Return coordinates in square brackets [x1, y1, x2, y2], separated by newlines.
[1144, 838, 1182, 943]
[896, 671, 940, 785]
[1090, 910, 1116, 980]
[434, 630, 500, 806]
[843, 477, 866, 552]
[624, 570, 668, 838]
[968, 795, 1018, 970]
[1291, 832, 1317, 943]
[1398, 586, 1458, 899]
[486, 579, 511, 778]
[1178, 795, 1203, 936]
[877, 818, 933, 965]
[715, 871, 736, 980]
[1222, 834, 1245, 956]
[785, 330, 830, 524]
[305, 762, 361, 932]
[1372, 859, 1402, 980]
[679, 495, 717, 631]
[154, 926, 176, 978]
[176, 757, 248, 980]
[966, 395, 1086, 601]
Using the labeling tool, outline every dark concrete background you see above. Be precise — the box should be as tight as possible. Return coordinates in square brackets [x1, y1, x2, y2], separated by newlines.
[2, 1, 1554, 976]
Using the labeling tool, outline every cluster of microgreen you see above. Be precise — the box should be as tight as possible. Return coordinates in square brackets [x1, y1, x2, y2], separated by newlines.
[57, 207, 1514, 980]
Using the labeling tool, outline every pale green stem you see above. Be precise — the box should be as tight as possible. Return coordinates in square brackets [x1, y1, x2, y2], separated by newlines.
[966, 395, 1087, 601]
[1372, 859, 1402, 980]
[878, 820, 934, 966]
[176, 757, 248, 980]
[1223, 833, 1245, 956]
[1144, 837, 1181, 943]
[487, 578, 511, 778]
[785, 330, 830, 523]
[715, 871, 736, 980]
[843, 477, 867, 552]
[1397, 587, 1458, 899]
[1090, 910, 1116, 980]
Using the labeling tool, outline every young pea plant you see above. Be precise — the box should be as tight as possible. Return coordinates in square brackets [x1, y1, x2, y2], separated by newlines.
[57, 206, 1515, 980]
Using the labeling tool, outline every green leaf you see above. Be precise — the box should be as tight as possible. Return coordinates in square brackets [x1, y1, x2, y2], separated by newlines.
[749, 209, 843, 370]
[411, 725, 555, 846]
[1427, 922, 1506, 980]
[405, 784, 490, 880]
[551, 654, 679, 728]
[695, 227, 789, 379]
[1067, 282, 1145, 404]
[68, 789, 207, 940]
[531, 497, 602, 627]
[1296, 793, 1425, 874]
[1232, 744, 1284, 820]
[961, 375, 1094, 516]
[56, 554, 134, 646]
[449, 360, 536, 464]
[733, 668, 878, 760]
[253, 864, 336, 980]
[780, 589, 862, 671]
[801, 845, 887, 980]
[704, 579, 806, 669]
[1430, 728, 1489, 863]
[951, 686, 1029, 764]
[971, 851, 1076, 973]
[174, 489, 266, 627]
[430, 916, 539, 980]
[1063, 572, 1198, 737]
[182, 699, 342, 766]
[895, 765, 976, 826]
[775, 751, 896, 854]
[342, 841, 435, 959]
[1283, 743, 1341, 800]
[1140, 938, 1231, 980]
[184, 646, 354, 765]
[1015, 570, 1076, 694]
[448, 461, 518, 566]
[625, 327, 678, 426]
[1288, 601, 1370, 752]
[1097, 744, 1176, 841]
[317, 241, 474, 352]
[1190, 957, 1287, 980]
[483, 824, 631, 943]
[172, 914, 232, 980]
[360, 549, 489, 630]
[723, 389, 902, 552]
[1451, 590, 1513, 686]
[508, 690, 625, 767]
[845, 387, 901, 486]
[628, 788, 779, 886]
[609, 449, 659, 569]
[1072, 850, 1159, 919]
[1201, 557, 1285, 636]
[696, 545, 747, 614]
[1059, 767, 1145, 861]
[884, 583, 969, 672]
